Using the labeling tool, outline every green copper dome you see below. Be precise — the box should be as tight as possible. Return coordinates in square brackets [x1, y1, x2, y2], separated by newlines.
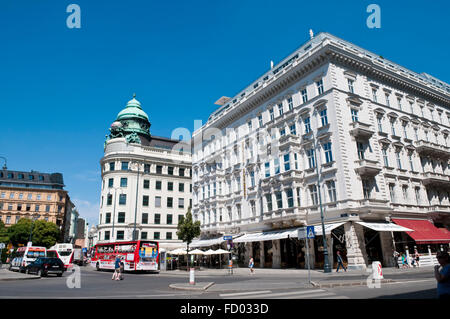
[107, 94, 151, 143]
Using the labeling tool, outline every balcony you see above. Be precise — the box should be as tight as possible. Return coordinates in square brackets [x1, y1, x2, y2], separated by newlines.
[415, 140, 450, 158]
[354, 159, 382, 176]
[349, 121, 374, 139]
[422, 171, 450, 187]
[279, 134, 301, 150]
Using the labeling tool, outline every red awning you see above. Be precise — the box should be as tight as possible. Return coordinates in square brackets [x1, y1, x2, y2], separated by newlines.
[392, 218, 450, 244]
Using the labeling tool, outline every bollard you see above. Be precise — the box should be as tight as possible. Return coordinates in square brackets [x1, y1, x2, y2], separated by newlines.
[372, 261, 383, 280]
[228, 260, 233, 275]
[189, 268, 195, 285]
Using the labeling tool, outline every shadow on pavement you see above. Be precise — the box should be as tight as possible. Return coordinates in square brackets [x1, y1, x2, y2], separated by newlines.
[373, 288, 436, 299]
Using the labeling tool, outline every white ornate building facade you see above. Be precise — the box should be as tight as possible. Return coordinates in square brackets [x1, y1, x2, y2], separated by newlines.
[97, 96, 192, 251]
[191, 32, 450, 270]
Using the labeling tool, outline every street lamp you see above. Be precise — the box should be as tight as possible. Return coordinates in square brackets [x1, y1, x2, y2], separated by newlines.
[311, 131, 332, 273]
[130, 161, 141, 241]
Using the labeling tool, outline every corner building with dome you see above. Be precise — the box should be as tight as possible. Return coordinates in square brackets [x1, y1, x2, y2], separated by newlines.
[97, 95, 192, 251]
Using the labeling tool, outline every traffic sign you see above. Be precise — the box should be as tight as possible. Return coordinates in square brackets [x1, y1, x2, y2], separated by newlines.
[306, 226, 315, 239]
[223, 236, 233, 241]
[0, 243, 5, 249]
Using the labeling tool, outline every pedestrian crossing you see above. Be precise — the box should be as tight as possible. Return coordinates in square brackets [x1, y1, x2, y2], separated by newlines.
[219, 288, 349, 299]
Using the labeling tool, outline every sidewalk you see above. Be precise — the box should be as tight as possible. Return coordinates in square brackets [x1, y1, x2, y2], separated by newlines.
[167, 265, 435, 292]
[0, 265, 40, 281]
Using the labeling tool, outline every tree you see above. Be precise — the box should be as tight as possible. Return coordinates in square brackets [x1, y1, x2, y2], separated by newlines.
[0, 220, 9, 263]
[176, 207, 201, 269]
[7, 219, 60, 248]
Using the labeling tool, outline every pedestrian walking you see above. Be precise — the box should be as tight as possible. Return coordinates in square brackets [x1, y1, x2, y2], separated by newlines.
[248, 257, 255, 275]
[119, 257, 125, 280]
[414, 249, 420, 268]
[393, 250, 400, 268]
[434, 251, 450, 300]
[401, 253, 409, 269]
[336, 250, 347, 272]
[112, 255, 121, 281]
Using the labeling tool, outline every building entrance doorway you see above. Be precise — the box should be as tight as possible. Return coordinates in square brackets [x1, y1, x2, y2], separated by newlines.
[363, 227, 383, 266]
[280, 237, 305, 268]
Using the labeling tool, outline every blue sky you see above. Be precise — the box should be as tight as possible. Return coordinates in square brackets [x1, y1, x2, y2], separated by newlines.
[0, 0, 449, 226]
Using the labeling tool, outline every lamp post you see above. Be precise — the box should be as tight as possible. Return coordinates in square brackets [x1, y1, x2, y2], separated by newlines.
[131, 161, 141, 241]
[312, 131, 332, 273]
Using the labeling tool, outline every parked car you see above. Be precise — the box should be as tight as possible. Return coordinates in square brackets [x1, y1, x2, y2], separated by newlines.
[24, 257, 65, 277]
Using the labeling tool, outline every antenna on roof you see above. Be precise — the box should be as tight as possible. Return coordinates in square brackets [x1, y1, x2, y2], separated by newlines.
[309, 29, 314, 39]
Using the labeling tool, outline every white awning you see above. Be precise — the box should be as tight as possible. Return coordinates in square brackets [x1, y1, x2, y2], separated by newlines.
[234, 228, 300, 243]
[313, 222, 346, 236]
[190, 237, 224, 248]
[356, 221, 413, 232]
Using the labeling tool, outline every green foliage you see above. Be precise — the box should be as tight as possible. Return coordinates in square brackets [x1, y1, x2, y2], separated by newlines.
[7, 219, 60, 248]
[0, 220, 8, 263]
[176, 207, 201, 268]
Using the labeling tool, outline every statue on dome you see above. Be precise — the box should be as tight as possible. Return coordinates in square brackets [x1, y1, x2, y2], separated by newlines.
[109, 121, 125, 139]
[126, 132, 141, 144]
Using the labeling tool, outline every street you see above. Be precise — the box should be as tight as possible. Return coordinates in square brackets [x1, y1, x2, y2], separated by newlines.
[0, 266, 439, 299]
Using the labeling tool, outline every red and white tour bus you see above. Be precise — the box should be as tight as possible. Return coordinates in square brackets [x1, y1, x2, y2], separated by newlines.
[47, 243, 74, 269]
[90, 240, 159, 272]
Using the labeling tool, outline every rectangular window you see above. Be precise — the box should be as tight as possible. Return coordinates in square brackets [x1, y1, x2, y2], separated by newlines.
[372, 89, 377, 102]
[396, 152, 402, 169]
[168, 166, 174, 175]
[289, 124, 296, 135]
[141, 232, 148, 240]
[385, 94, 390, 107]
[179, 168, 185, 177]
[301, 89, 308, 103]
[397, 98, 402, 110]
[143, 180, 150, 189]
[304, 117, 311, 134]
[104, 231, 110, 241]
[118, 212, 125, 223]
[316, 79, 324, 95]
[286, 189, 294, 208]
[117, 231, 124, 240]
[142, 195, 149, 206]
[276, 192, 283, 209]
[107, 194, 112, 206]
[266, 194, 272, 211]
[283, 153, 290, 171]
[278, 103, 284, 116]
[415, 187, 421, 205]
[35, 205, 40, 212]
[109, 162, 115, 171]
[258, 115, 263, 127]
[155, 196, 161, 208]
[167, 182, 173, 191]
[154, 214, 161, 224]
[269, 108, 274, 121]
[288, 97, 293, 110]
[377, 117, 383, 132]
[274, 158, 280, 175]
[105, 213, 111, 224]
[121, 161, 129, 170]
[178, 198, 184, 208]
[119, 194, 127, 205]
[154, 232, 160, 240]
[120, 178, 127, 188]
[351, 109, 358, 122]
[357, 142, 365, 160]
[280, 128, 286, 136]
[362, 179, 372, 199]
[307, 149, 315, 169]
[389, 184, 395, 202]
[327, 180, 337, 202]
[323, 142, 333, 163]
[167, 197, 173, 208]
[347, 79, 354, 93]
[142, 213, 148, 224]
[144, 164, 150, 173]
[265, 162, 270, 178]
[108, 178, 114, 188]
[179, 183, 184, 192]
[156, 165, 163, 174]
[382, 148, 389, 167]
[320, 109, 328, 126]
[167, 214, 173, 225]
[166, 232, 172, 240]
[309, 185, 318, 206]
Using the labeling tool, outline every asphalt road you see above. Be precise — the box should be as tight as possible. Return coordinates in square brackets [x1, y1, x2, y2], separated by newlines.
[0, 266, 439, 299]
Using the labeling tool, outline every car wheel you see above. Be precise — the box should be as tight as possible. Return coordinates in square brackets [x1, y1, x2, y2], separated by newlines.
[57, 273, 63, 277]
[96, 263, 100, 271]
[26, 268, 30, 275]
[37, 269, 43, 277]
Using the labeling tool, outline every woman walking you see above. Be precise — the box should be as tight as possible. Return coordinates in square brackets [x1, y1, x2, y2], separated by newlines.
[248, 257, 255, 275]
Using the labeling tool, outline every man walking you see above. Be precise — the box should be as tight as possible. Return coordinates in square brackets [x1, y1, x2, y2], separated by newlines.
[112, 255, 121, 281]
[393, 250, 400, 268]
[336, 250, 347, 272]
[434, 251, 450, 299]
[248, 257, 255, 275]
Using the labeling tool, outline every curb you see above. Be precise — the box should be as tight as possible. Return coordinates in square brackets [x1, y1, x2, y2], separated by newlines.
[169, 282, 215, 291]
[316, 279, 394, 288]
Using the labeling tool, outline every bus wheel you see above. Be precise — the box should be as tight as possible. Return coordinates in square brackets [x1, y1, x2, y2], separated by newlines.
[96, 263, 100, 271]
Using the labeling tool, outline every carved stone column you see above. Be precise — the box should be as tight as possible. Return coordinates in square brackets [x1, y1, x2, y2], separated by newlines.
[379, 231, 394, 267]
[272, 239, 281, 269]
[344, 222, 368, 270]
[259, 241, 265, 268]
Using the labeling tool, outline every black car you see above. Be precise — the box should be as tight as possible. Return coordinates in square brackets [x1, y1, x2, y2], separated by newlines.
[25, 257, 65, 277]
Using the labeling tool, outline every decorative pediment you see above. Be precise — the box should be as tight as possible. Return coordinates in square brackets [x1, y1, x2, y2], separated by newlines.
[346, 95, 364, 106]
[313, 98, 328, 109]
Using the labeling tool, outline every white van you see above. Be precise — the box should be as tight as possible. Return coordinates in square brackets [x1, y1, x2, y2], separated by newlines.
[9, 246, 47, 272]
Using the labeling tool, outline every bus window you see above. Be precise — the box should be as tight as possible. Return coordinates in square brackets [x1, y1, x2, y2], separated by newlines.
[47, 251, 57, 258]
